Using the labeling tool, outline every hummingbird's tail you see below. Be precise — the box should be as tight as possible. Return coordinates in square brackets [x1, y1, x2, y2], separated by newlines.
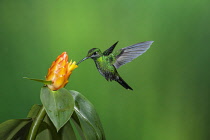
[116, 76, 133, 90]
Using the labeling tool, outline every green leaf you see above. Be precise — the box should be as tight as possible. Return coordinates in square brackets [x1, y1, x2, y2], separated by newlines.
[59, 121, 77, 140]
[0, 119, 32, 140]
[39, 116, 60, 140]
[27, 104, 42, 119]
[35, 121, 52, 140]
[40, 87, 75, 132]
[70, 90, 106, 140]
[71, 113, 86, 140]
[35, 116, 77, 140]
[23, 77, 52, 85]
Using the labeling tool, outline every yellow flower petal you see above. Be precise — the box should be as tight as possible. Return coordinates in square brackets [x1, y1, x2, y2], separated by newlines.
[53, 76, 65, 89]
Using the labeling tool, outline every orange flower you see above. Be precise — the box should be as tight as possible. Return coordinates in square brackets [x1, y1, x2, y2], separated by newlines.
[46, 52, 78, 91]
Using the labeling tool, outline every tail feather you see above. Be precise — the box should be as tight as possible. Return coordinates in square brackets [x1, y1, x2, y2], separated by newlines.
[116, 76, 133, 90]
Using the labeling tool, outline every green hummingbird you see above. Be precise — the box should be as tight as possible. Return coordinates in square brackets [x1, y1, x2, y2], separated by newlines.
[77, 41, 154, 90]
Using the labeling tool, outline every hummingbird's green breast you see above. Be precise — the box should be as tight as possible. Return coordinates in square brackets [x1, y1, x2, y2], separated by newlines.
[95, 55, 117, 81]
[96, 55, 115, 70]
[97, 55, 115, 64]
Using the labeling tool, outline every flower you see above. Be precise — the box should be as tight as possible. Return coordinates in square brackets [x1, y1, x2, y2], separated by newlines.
[46, 52, 78, 91]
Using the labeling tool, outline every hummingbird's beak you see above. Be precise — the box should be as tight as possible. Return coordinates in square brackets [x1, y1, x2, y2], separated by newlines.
[77, 57, 89, 65]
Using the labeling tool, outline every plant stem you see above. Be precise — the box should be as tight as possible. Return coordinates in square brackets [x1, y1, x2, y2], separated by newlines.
[27, 106, 46, 140]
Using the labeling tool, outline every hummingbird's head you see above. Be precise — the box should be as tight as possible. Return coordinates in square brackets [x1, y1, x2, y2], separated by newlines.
[87, 48, 102, 58]
[77, 48, 102, 65]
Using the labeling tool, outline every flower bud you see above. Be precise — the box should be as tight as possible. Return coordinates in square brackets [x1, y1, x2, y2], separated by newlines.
[46, 52, 78, 90]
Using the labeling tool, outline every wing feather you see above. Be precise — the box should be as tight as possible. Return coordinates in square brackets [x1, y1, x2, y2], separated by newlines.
[114, 41, 154, 69]
[103, 41, 119, 56]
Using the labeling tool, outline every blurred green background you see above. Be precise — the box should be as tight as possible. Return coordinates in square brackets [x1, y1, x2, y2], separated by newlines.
[1, 0, 210, 140]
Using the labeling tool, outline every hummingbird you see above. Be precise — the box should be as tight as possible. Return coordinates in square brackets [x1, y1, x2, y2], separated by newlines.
[77, 41, 154, 90]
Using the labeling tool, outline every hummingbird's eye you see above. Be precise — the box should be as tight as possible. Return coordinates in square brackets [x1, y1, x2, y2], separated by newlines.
[93, 52, 97, 55]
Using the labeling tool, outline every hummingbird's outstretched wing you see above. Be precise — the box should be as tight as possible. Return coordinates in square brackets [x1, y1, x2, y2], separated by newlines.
[103, 41, 119, 56]
[113, 41, 154, 69]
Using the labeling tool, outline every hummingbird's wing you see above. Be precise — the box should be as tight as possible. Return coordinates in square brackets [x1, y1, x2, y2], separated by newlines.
[103, 41, 119, 56]
[113, 41, 154, 69]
